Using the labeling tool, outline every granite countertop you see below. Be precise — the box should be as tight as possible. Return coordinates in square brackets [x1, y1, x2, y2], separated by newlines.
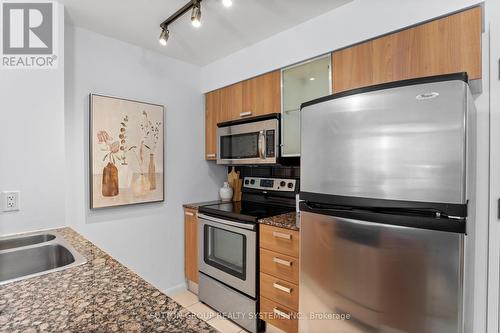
[183, 201, 223, 210]
[0, 228, 216, 333]
[258, 212, 300, 231]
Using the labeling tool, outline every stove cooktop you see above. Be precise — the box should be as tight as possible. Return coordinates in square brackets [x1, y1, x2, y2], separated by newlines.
[199, 201, 294, 223]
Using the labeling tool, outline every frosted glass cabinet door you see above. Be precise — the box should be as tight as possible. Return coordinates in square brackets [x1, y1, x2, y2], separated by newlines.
[281, 55, 331, 157]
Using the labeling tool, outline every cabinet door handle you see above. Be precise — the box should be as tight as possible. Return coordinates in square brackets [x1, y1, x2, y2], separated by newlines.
[272, 231, 292, 240]
[240, 112, 252, 117]
[273, 282, 292, 294]
[206, 153, 216, 158]
[185, 212, 194, 217]
[273, 307, 291, 320]
[273, 257, 292, 267]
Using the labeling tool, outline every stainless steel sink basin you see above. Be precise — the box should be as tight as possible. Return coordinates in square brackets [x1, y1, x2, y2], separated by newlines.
[0, 233, 55, 251]
[0, 231, 86, 285]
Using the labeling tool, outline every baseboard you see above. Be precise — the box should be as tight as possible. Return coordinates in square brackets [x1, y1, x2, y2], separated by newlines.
[163, 282, 187, 296]
[187, 280, 199, 295]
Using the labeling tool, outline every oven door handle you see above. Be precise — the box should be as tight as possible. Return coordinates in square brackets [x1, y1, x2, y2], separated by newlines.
[198, 213, 256, 231]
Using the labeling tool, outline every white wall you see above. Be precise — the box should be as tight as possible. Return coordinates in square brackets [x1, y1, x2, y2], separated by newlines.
[0, 6, 65, 235]
[487, 0, 500, 331]
[64, 26, 225, 292]
[469, 32, 489, 333]
[201, 0, 483, 92]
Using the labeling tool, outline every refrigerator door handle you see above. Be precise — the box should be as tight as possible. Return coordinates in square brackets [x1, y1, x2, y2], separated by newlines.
[300, 201, 466, 234]
[498, 198, 500, 219]
[302, 201, 352, 213]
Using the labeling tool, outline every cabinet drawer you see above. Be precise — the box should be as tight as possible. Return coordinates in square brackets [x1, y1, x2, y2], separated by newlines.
[260, 225, 300, 258]
[260, 296, 298, 333]
[260, 272, 299, 310]
[260, 248, 299, 284]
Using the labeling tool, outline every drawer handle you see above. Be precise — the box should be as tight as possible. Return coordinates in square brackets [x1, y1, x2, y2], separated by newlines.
[185, 212, 194, 217]
[273, 282, 292, 294]
[273, 307, 291, 320]
[240, 112, 252, 117]
[206, 153, 216, 158]
[272, 231, 292, 240]
[272, 257, 292, 267]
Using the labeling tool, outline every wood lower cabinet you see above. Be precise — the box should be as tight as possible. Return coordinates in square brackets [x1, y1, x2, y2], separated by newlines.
[260, 296, 298, 333]
[260, 272, 299, 310]
[332, 6, 482, 92]
[184, 207, 198, 286]
[260, 224, 300, 333]
[260, 248, 299, 284]
[205, 90, 220, 160]
[242, 70, 281, 118]
[260, 225, 300, 258]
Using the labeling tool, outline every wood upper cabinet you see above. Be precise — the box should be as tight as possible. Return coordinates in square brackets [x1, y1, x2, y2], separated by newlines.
[184, 208, 198, 284]
[220, 82, 243, 122]
[205, 90, 220, 160]
[242, 70, 281, 118]
[204, 72, 281, 160]
[332, 7, 482, 92]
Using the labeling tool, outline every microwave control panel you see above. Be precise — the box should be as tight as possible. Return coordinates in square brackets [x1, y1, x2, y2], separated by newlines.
[265, 130, 275, 157]
[244, 177, 296, 192]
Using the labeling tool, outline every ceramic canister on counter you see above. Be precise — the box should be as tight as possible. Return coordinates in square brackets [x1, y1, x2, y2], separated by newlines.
[219, 182, 233, 202]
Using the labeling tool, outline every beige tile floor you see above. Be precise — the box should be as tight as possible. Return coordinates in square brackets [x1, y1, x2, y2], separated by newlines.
[169, 290, 286, 333]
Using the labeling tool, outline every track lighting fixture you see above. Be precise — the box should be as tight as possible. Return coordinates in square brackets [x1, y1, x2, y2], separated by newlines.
[159, 27, 169, 46]
[191, 0, 202, 28]
[159, 0, 231, 46]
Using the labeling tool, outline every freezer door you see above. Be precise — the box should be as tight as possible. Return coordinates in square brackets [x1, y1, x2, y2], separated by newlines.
[301, 79, 468, 204]
[299, 211, 464, 333]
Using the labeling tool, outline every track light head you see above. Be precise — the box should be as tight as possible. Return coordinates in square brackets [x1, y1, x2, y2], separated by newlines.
[159, 27, 169, 46]
[191, 0, 201, 28]
[222, 0, 232, 7]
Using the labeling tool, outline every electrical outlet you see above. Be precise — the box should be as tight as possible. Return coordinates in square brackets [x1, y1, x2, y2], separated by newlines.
[2, 191, 20, 212]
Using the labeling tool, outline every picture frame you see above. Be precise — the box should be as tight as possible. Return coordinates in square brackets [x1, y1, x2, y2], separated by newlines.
[89, 94, 165, 209]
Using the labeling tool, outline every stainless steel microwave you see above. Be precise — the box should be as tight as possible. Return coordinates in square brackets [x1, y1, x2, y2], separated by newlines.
[217, 114, 279, 165]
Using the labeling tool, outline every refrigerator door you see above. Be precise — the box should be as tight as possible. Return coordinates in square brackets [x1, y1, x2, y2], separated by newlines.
[301, 79, 468, 204]
[299, 211, 464, 333]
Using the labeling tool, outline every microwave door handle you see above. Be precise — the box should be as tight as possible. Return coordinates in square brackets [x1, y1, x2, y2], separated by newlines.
[258, 131, 266, 159]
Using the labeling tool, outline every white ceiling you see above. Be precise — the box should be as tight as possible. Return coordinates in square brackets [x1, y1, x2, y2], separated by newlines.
[58, 0, 352, 66]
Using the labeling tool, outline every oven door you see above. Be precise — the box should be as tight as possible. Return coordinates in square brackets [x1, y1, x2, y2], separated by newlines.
[217, 118, 278, 165]
[198, 213, 257, 298]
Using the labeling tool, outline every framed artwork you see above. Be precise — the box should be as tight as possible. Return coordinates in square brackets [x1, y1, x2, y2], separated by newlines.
[90, 94, 164, 209]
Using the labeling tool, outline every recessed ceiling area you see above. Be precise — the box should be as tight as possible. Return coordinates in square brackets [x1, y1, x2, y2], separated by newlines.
[59, 0, 352, 66]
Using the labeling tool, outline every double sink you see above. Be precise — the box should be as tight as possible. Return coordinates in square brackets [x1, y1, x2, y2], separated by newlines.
[0, 231, 86, 285]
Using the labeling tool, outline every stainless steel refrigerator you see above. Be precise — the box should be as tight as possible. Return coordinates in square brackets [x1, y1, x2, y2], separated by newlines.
[299, 73, 476, 333]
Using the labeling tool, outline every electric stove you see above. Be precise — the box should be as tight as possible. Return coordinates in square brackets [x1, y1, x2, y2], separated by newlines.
[197, 176, 298, 333]
[198, 177, 298, 222]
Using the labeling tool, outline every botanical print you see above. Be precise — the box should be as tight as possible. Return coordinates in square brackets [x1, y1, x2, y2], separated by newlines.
[90, 94, 164, 209]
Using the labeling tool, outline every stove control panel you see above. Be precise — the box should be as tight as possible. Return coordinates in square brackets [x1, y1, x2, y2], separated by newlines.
[243, 177, 297, 192]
